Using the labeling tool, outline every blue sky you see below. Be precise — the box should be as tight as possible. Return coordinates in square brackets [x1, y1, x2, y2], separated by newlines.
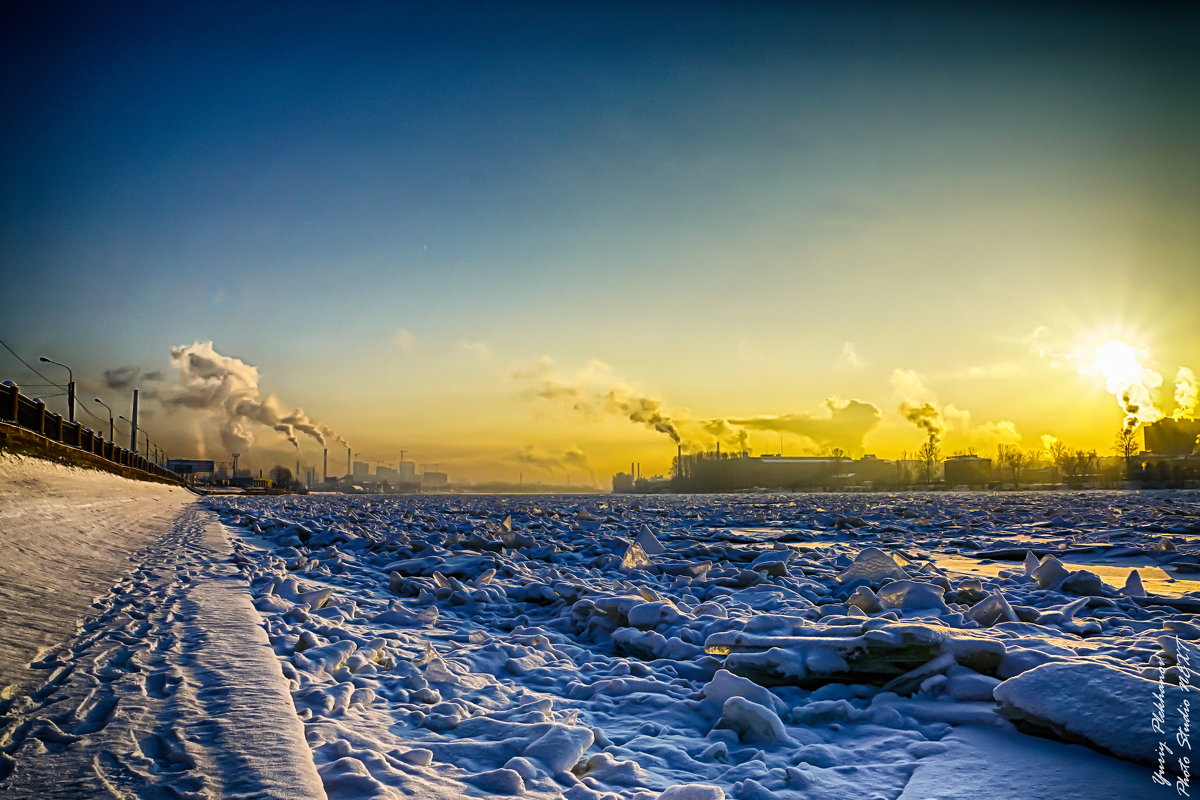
[2, 2, 1197, 478]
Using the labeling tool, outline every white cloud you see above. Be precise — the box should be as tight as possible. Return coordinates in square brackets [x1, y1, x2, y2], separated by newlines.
[838, 341, 864, 369]
[392, 329, 416, 350]
[459, 340, 492, 359]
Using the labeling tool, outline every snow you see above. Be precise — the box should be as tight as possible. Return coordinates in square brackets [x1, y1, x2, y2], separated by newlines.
[3, 469, 1198, 798]
[1, 505, 323, 798]
[994, 660, 1192, 775]
[0, 453, 190, 697]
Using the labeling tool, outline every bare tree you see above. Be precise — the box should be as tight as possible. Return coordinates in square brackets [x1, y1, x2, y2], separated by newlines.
[1113, 427, 1139, 480]
[269, 464, 293, 487]
[996, 444, 1029, 488]
[917, 439, 941, 484]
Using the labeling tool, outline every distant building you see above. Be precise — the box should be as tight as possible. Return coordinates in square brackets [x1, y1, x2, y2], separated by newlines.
[422, 471, 448, 487]
[944, 455, 993, 487]
[399, 461, 417, 480]
[352, 460, 370, 478]
[1145, 419, 1200, 457]
[376, 465, 398, 480]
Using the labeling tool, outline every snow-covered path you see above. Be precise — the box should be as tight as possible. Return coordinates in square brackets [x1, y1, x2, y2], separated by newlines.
[0, 506, 324, 798]
[0, 454, 191, 697]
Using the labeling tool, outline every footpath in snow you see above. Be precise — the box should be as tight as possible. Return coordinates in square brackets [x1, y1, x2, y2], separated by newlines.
[0, 453, 191, 697]
[0, 458, 324, 799]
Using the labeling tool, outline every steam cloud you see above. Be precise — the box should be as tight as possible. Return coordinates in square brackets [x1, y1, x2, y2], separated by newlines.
[891, 368, 1020, 448]
[515, 358, 880, 455]
[513, 359, 682, 443]
[727, 399, 881, 453]
[1175, 367, 1198, 420]
[161, 342, 344, 453]
[515, 445, 563, 473]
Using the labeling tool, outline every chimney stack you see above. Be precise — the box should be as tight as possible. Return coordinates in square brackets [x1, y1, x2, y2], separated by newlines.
[129, 389, 139, 453]
[323, 448, 328, 482]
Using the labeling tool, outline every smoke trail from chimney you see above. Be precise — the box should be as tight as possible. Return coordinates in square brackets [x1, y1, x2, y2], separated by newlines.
[513, 358, 682, 443]
[1174, 367, 1198, 420]
[161, 341, 343, 453]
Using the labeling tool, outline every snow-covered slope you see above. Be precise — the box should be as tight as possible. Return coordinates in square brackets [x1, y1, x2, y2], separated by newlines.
[0, 453, 191, 696]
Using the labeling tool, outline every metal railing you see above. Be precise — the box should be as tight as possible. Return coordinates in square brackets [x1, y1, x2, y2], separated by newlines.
[1, 381, 181, 483]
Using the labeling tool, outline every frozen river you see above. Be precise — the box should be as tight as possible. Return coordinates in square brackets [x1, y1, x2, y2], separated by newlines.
[4, 487, 1197, 799]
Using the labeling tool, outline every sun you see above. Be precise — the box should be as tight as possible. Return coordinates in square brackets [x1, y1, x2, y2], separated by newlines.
[1085, 339, 1143, 389]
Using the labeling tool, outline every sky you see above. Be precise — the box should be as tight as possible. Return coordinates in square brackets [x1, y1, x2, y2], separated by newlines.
[1, 2, 1198, 483]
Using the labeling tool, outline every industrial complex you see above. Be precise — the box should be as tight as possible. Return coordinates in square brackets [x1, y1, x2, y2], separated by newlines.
[613, 418, 1200, 493]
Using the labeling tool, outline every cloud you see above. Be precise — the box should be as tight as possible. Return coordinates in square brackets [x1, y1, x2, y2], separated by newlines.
[102, 366, 164, 390]
[838, 341, 864, 370]
[392, 329, 416, 350]
[952, 362, 1019, 380]
[460, 340, 492, 359]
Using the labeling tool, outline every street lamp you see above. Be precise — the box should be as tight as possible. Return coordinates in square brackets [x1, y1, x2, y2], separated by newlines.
[93, 398, 114, 441]
[39, 356, 74, 422]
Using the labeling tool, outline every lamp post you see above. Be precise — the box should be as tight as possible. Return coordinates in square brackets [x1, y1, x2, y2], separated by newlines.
[38, 356, 74, 422]
[93, 398, 114, 441]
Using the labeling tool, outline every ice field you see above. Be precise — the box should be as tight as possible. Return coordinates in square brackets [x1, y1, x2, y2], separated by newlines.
[3, 480, 1198, 798]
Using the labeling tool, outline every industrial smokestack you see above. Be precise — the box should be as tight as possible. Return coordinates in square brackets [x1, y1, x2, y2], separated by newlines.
[129, 389, 139, 453]
[323, 448, 328, 482]
[346, 446, 350, 478]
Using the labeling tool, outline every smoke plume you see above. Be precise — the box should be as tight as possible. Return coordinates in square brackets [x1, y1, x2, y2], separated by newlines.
[161, 342, 343, 453]
[513, 358, 682, 443]
[515, 357, 881, 456]
[1175, 367, 1198, 420]
[727, 399, 881, 454]
[891, 368, 1019, 448]
[514, 445, 563, 473]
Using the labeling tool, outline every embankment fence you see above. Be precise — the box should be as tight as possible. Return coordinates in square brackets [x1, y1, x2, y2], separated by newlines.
[1, 381, 181, 483]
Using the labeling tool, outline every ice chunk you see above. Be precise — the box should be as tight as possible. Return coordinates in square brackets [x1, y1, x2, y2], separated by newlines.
[967, 592, 1019, 627]
[1029, 555, 1069, 589]
[701, 669, 781, 714]
[834, 547, 910, 585]
[469, 768, 524, 795]
[1059, 569, 1105, 596]
[627, 600, 685, 629]
[620, 542, 652, 570]
[635, 525, 667, 555]
[523, 724, 593, 773]
[1120, 569, 1146, 597]
[845, 586, 881, 614]
[994, 661, 1191, 774]
[943, 670, 1001, 701]
[877, 580, 949, 612]
[714, 696, 793, 745]
[748, 550, 791, 577]
[659, 785, 725, 800]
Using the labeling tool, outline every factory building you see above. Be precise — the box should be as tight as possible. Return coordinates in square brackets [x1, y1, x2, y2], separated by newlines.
[674, 453, 898, 492]
[352, 460, 370, 478]
[1144, 419, 1200, 457]
[943, 455, 993, 487]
